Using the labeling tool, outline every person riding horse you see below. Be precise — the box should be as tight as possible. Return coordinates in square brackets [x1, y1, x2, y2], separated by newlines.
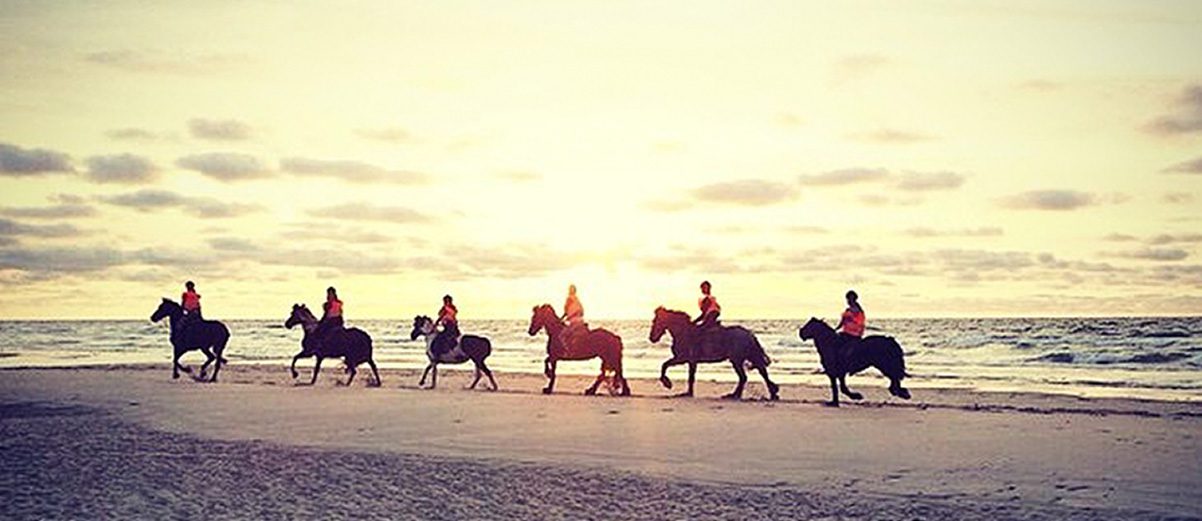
[432, 294, 459, 357]
[317, 286, 344, 338]
[559, 284, 586, 352]
[836, 290, 865, 347]
[176, 281, 202, 341]
[694, 281, 721, 329]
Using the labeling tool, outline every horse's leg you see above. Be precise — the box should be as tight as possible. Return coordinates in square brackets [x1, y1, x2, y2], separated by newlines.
[543, 357, 557, 394]
[585, 369, 605, 396]
[198, 346, 215, 380]
[344, 363, 357, 387]
[617, 367, 631, 397]
[839, 375, 863, 401]
[430, 364, 438, 389]
[172, 346, 183, 379]
[468, 361, 483, 390]
[659, 357, 683, 389]
[825, 374, 840, 407]
[756, 364, 779, 401]
[889, 375, 911, 400]
[309, 357, 324, 385]
[290, 352, 307, 379]
[481, 362, 498, 391]
[419, 363, 433, 387]
[724, 360, 747, 400]
[683, 362, 697, 398]
[367, 360, 381, 387]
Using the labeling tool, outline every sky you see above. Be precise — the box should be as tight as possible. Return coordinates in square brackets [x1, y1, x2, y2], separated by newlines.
[1, 0, 1201, 320]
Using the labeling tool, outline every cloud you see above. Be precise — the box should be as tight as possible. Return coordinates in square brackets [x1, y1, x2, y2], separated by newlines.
[797, 168, 889, 187]
[175, 153, 272, 182]
[1115, 248, 1190, 262]
[1162, 156, 1202, 174]
[639, 199, 695, 213]
[1000, 190, 1097, 210]
[188, 118, 253, 141]
[83, 49, 247, 75]
[1146, 233, 1202, 245]
[104, 128, 165, 141]
[691, 179, 799, 206]
[97, 189, 262, 218]
[0, 246, 127, 274]
[1145, 84, 1202, 136]
[0, 218, 84, 238]
[308, 202, 430, 223]
[279, 157, 427, 184]
[849, 129, 937, 144]
[896, 171, 965, 191]
[785, 225, 829, 235]
[0, 202, 97, 219]
[494, 171, 542, 183]
[1103, 233, 1138, 242]
[356, 127, 413, 143]
[903, 226, 1003, 238]
[1163, 192, 1194, 204]
[207, 237, 259, 252]
[0, 142, 73, 176]
[84, 153, 159, 184]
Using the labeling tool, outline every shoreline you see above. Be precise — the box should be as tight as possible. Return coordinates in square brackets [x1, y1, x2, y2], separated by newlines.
[2, 363, 1201, 518]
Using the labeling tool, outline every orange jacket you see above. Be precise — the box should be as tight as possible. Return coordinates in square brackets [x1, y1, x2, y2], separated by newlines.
[181, 291, 201, 311]
[841, 308, 865, 337]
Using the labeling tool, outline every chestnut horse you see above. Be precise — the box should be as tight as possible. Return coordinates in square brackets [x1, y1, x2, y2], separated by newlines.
[650, 307, 779, 400]
[527, 304, 629, 396]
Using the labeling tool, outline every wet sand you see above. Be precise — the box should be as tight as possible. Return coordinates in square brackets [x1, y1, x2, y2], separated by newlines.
[2, 364, 1200, 520]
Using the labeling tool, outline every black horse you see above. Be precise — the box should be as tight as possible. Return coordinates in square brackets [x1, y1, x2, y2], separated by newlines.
[409, 315, 498, 391]
[798, 317, 911, 406]
[285, 304, 380, 386]
[150, 298, 231, 382]
[650, 307, 779, 400]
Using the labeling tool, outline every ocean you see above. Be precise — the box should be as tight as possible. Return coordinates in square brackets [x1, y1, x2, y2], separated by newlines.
[2, 317, 1200, 401]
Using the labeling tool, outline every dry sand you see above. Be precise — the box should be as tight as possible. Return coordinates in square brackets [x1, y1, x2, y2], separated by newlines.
[2, 363, 1200, 520]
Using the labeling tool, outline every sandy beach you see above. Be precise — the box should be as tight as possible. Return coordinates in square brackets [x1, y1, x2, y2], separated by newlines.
[2, 364, 1200, 520]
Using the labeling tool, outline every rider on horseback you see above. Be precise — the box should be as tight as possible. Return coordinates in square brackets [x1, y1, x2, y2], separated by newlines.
[560, 284, 586, 352]
[317, 286, 344, 338]
[693, 281, 721, 329]
[177, 281, 202, 340]
[433, 294, 459, 356]
[836, 289, 865, 348]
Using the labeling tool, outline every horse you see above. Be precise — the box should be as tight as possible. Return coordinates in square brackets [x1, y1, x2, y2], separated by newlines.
[650, 307, 779, 400]
[527, 304, 630, 396]
[409, 315, 498, 391]
[285, 304, 381, 387]
[150, 298, 231, 382]
[798, 317, 911, 407]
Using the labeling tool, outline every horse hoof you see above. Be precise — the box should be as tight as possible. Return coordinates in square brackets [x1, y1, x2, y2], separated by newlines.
[659, 377, 672, 389]
[769, 393, 780, 401]
[673, 392, 693, 399]
[584, 388, 597, 396]
[848, 392, 864, 401]
[823, 401, 840, 408]
[721, 393, 741, 401]
[893, 388, 912, 400]
[290, 371, 298, 379]
[172, 373, 180, 380]
[542, 387, 553, 395]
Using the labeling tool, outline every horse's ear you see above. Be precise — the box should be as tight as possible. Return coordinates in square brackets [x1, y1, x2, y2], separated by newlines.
[532, 305, 538, 312]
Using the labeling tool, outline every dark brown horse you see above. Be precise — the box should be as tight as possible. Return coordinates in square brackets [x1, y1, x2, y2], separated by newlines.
[798, 317, 911, 407]
[151, 298, 230, 382]
[650, 307, 778, 400]
[528, 304, 630, 396]
[410, 315, 497, 391]
[285, 304, 380, 386]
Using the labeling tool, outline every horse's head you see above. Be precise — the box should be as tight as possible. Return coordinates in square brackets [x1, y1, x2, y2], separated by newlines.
[528, 304, 556, 336]
[799, 317, 827, 341]
[285, 304, 314, 329]
[649, 306, 669, 343]
[410, 315, 435, 340]
[150, 298, 180, 323]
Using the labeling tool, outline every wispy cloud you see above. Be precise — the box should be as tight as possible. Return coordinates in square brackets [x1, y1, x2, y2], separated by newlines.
[0, 218, 84, 239]
[175, 153, 273, 182]
[691, 179, 799, 206]
[98, 189, 262, 218]
[903, 226, 1003, 238]
[1145, 84, 1202, 136]
[1113, 247, 1190, 262]
[0, 201, 97, 219]
[1016, 79, 1062, 92]
[104, 128, 166, 141]
[83, 49, 248, 75]
[0, 142, 73, 176]
[1162, 155, 1202, 174]
[84, 153, 159, 184]
[280, 157, 427, 184]
[494, 171, 542, 183]
[188, 118, 253, 141]
[797, 168, 889, 186]
[1000, 190, 1099, 210]
[308, 202, 430, 223]
[1163, 192, 1195, 204]
[896, 171, 964, 191]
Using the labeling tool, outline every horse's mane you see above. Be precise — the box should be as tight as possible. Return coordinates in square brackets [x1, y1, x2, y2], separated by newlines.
[535, 303, 557, 315]
[656, 307, 693, 322]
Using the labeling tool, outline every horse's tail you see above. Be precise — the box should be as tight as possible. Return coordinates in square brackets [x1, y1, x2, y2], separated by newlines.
[746, 330, 771, 368]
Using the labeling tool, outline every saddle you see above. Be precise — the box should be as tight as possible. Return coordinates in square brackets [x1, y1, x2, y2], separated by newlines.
[690, 326, 727, 361]
[557, 323, 589, 357]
